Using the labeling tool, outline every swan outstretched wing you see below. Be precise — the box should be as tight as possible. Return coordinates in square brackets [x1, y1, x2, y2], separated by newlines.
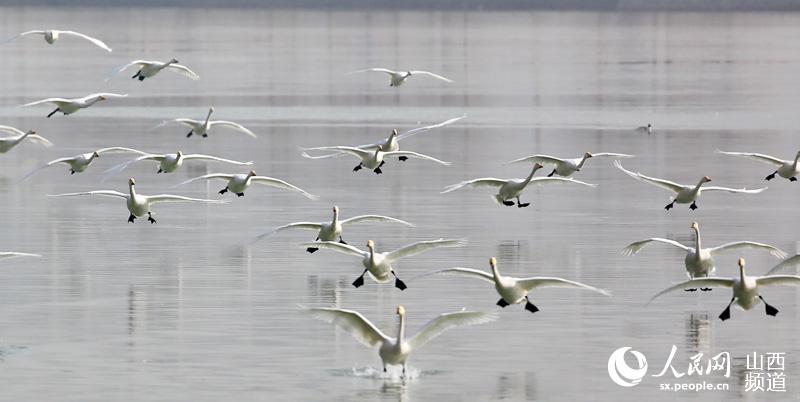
[648, 278, 734, 305]
[765, 254, 800, 275]
[409, 70, 453, 83]
[108, 60, 149, 79]
[709, 242, 786, 259]
[3, 30, 46, 43]
[341, 215, 414, 227]
[22, 97, 72, 107]
[207, 121, 257, 138]
[254, 222, 323, 242]
[614, 160, 683, 192]
[350, 68, 397, 75]
[304, 307, 390, 347]
[49, 190, 127, 199]
[104, 154, 163, 175]
[301, 241, 367, 257]
[26, 134, 53, 147]
[146, 195, 228, 204]
[251, 176, 318, 200]
[57, 30, 112, 52]
[528, 177, 598, 187]
[182, 154, 254, 166]
[80, 92, 127, 102]
[591, 153, 635, 158]
[301, 146, 372, 160]
[716, 150, 785, 166]
[441, 178, 507, 194]
[383, 151, 451, 166]
[386, 238, 466, 262]
[175, 173, 235, 187]
[506, 154, 566, 166]
[516, 277, 611, 296]
[622, 238, 692, 256]
[166, 63, 200, 80]
[431, 267, 495, 284]
[95, 147, 151, 156]
[701, 186, 766, 194]
[22, 157, 75, 180]
[755, 275, 800, 287]
[408, 310, 497, 350]
[0, 252, 41, 261]
[0, 125, 25, 135]
[396, 115, 465, 141]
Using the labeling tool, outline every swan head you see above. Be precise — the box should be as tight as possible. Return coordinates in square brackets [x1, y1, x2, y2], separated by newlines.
[396, 305, 406, 316]
[98, 96, 107, 101]
[209, 106, 215, 113]
[176, 151, 183, 157]
[648, 123, 652, 128]
[366, 240, 374, 251]
[532, 163, 544, 172]
[332, 205, 339, 216]
[738, 257, 746, 275]
[247, 170, 257, 177]
[92, 151, 100, 158]
[128, 177, 136, 186]
[390, 129, 398, 138]
[406, 71, 412, 76]
[489, 257, 497, 268]
[701, 176, 712, 183]
[25, 129, 36, 134]
[169, 58, 179, 64]
[584, 152, 593, 159]
[691, 222, 699, 231]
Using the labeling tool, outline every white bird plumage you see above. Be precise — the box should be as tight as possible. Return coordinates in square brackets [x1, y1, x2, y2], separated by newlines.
[0, 252, 41, 261]
[0, 126, 52, 153]
[153, 107, 256, 139]
[507, 152, 634, 177]
[4, 29, 111, 52]
[104, 150, 253, 175]
[717, 150, 800, 182]
[22, 92, 127, 118]
[613, 160, 766, 211]
[110, 58, 199, 81]
[176, 170, 318, 199]
[23, 146, 149, 180]
[301, 146, 450, 174]
[351, 68, 453, 87]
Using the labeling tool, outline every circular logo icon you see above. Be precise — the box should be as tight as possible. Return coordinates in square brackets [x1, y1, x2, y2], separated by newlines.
[608, 347, 648, 387]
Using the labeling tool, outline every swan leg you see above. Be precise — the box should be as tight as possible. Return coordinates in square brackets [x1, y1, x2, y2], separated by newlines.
[202, 133, 208, 138]
[373, 167, 383, 174]
[524, 297, 539, 313]
[352, 269, 368, 288]
[131, 70, 141, 79]
[516, 197, 530, 208]
[186, 131, 194, 138]
[689, 201, 698, 210]
[718, 297, 735, 321]
[70, 170, 75, 175]
[496, 298, 509, 308]
[502, 200, 515, 206]
[305, 247, 318, 253]
[701, 288, 712, 292]
[47, 108, 60, 118]
[339, 236, 347, 245]
[398, 156, 408, 161]
[236, 192, 245, 197]
[765, 171, 777, 181]
[402, 364, 407, 377]
[353, 163, 362, 172]
[392, 271, 407, 290]
[138, 75, 145, 81]
[218, 187, 228, 195]
[684, 288, 697, 292]
[127, 214, 136, 223]
[156, 169, 163, 174]
[547, 169, 556, 177]
[790, 177, 798, 182]
[147, 212, 157, 224]
[664, 200, 675, 210]
[759, 295, 779, 316]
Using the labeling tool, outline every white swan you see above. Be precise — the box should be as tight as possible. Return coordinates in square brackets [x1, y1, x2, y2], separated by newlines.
[301, 239, 466, 290]
[351, 68, 453, 87]
[717, 150, 800, 182]
[441, 163, 597, 207]
[22, 92, 127, 118]
[110, 59, 199, 81]
[304, 305, 497, 376]
[623, 222, 786, 288]
[301, 146, 450, 174]
[507, 152, 634, 177]
[50, 177, 227, 224]
[0, 252, 41, 261]
[105, 151, 253, 175]
[255, 205, 414, 253]
[4, 30, 111, 52]
[23, 147, 149, 179]
[0, 126, 52, 153]
[176, 170, 318, 199]
[649, 258, 800, 321]
[154, 107, 256, 139]
[302, 115, 465, 160]
[636, 123, 652, 134]
[614, 160, 766, 210]
[431, 257, 610, 314]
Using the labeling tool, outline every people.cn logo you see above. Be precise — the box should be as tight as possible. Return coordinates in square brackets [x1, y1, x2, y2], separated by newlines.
[607, 347, 648, 387]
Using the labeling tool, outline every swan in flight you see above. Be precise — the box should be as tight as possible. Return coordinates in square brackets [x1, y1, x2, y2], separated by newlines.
[717, 150, 800, 182]
[351, 68, 453, 87]
[636, 123, 652, 135]
[153, 107, 256, 139]
[301, 146, 450, 174]
[177, 170, 318, 199]
[623, 222, 786, 290]
[301, 239, 466, 290]
[0, 252, 41, 261]
[507, 152, 634, 177]
[23, 147, 149, 179]
[22, 92, 127, 118]
[0, 126, 52, 153]
[301, 115, 465, 160]
[4, 30, 111, 52]
[613, 160, 766, 210]
[649, 258, 800, 321]
[254, 205, 414, 253]
[110, 59, 199, 81]
[50, 178, 227, 224]
[441, 163, 597, 207]
[304, 305, 497, 376]
[105, 151, 253, 175]
[431, 257, 610, 314]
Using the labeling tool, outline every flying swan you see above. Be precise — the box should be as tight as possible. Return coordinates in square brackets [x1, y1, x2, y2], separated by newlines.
[623, 222, 786, 290]
[441, 163, 597, 207]
[110, 59, 199, 81]
[0, 126, 52, 153]
[350, 68, 453, 87]
[717, 150, 800, 182]
[4, 30, 111, 52]
[176, 170, 318, 199]
[22, 147, 149, 179]
[614, 160, 766, 210]
[507, 152, 634, 177]
[304, 305, 497, 376]
[301, 239, 466, 290]
[22, 92, 127, 118]
[301, 146, 450, 174]
[153, 107, 256, 139]
[105, 151, 253, 175]
[431, 257, 610, 314]
[254, 205, 414, 253]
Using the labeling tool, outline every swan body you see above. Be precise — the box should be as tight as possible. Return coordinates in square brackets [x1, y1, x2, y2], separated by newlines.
[441, 163, 597, 207]
[301, 146, 450, 174]
[111, 59, 199, 81]
[177, 170, 318, 199]
[507, 152, 634, 177]
[0, 126, 52, 153]
[614, 160, 766, 210]
[23, 147, 149, 178]
[717, 150, 800, 182]
[302, 239, 466, 289]
[433, 257, 610, 313]
[623, 222, 786, 282]
[106, 150, 253, 175]
[0, 252, 41, 261]
[650, 258, 800, 320]
[50, 178, 227, 223]
[305, 305, 497, 375]
[22, 92, 127, 117]
[255, 205, 414, 252]
[352, 68, 453, 87]
[155, 107, 256, 139]
[5, 30, 111, 52]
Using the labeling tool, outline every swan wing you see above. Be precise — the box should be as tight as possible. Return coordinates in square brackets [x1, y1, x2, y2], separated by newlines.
[396, 115, 466, 141]
[301, 146, 371, 160]
[57, 30, 112, 52]
[528, 177, 598, 187]
[22, 157, 75, 180]
[166, 63, 200, 80]
[22, 97, 71, 107]
[253, 222, 323, 242]
[622, 238, 692, 256]
[409, 70, 453, 83]
[146, 194, 228, 204]
[506, 154, 566, 165]
[516, 277, 611, 296]
[49, 190, 127, 199]
[709, 241, 787, 259]
[300, 241, 367, 258]
[3, 30, 46, 43]
[591, 152, 635, 158]
[207, 121, 257, 138]
[765, 254, 800, 275]
[95, 147, 150, 156]
[0, 125, 25, 135]
[430, 267, 495, 284]
[755, 275, 800, 287]
[304, 307, 390, 347]
[701, 186, 767, 194]
[341, 215, 414, 227]
[103, 154, 162, 175]
[716, 150, 785, 166]
[613, 160, 683, 192]
[383, 151, 451, 166]
[441, 178, 506, 194]
[182, 154, 254, 166]
[350, 67, 397, 75]
[408, 310, 497, 350]
[175, 173, 235, 187]
[648, 278, 734, 305]
[25, 134, 53, 147]
[107, 60, 149, 80]
[80, 92, 127, 101]
[250, 176, 318, 200]
[0, 252, 41, 260]
[386, 238, 467, 262]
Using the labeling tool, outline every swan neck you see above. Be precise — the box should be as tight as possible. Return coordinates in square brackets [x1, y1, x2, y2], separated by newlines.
[491, 264, 501, 282]
[205, 109, 213, 124]
[577, 155, 590, 168]
[793, 153, 800, 166]
[332, 210, 339, 225]
[739, 264, 746, 282]
[17, 131, 31, 143]
[693, 179, 706, 192]
[523, 167, 537, 185]
[397, 313, 406, 343]
[129, 183, 136, 198]
[693, 227, 701, 250]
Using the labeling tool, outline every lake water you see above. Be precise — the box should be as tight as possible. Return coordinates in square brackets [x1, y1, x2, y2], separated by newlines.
[1, 6, 799, 401]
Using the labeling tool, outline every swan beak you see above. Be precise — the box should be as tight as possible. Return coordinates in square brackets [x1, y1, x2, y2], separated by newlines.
[27, 130, 36, 134]
[489, 257, 497, 267]
[333, 205, 338, 213]
[129, 177, 136, 186]
[533, 163, 543, 170]
[703, 176, 712, 182]
[93, 152, 100, 158]
[366, 240, 374, 249]
[691, 222, 699, 230]
[249, 170, 257, 176]
[738, 258, 746, 268]
[585, 152, 593, 158]
[99, 96, 107, 101]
